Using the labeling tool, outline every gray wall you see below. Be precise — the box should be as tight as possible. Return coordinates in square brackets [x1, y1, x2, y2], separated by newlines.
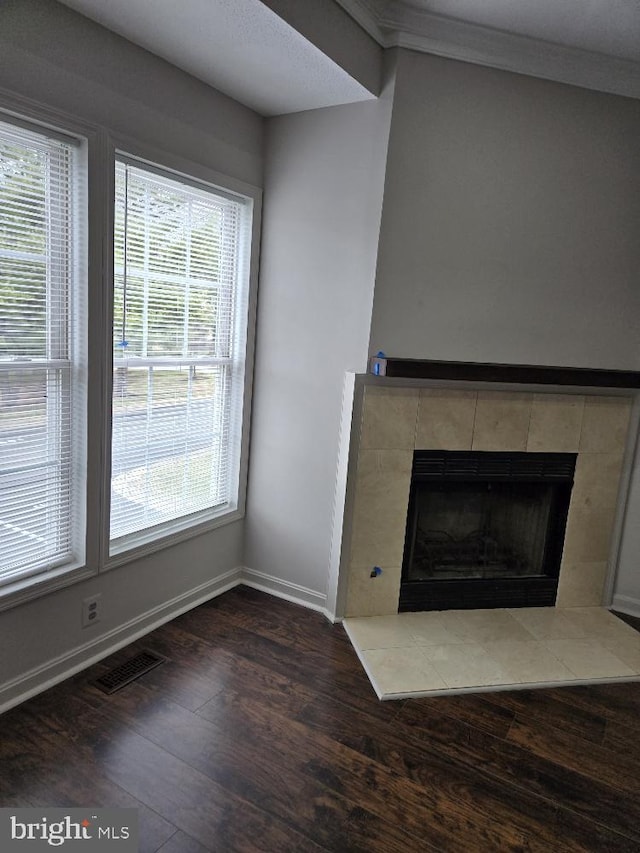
[244, 70, 395, 598]
[260, 0, 382, 97]
[370, 50, 640, 370]
[1, 525, 243, 690]
[0, 0, 262, 698]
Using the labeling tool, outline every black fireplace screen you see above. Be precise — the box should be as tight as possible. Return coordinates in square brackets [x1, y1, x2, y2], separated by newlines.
[400, 451, 576, 611]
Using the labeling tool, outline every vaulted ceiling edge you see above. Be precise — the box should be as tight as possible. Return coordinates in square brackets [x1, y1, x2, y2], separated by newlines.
[335, 0, 640, 100]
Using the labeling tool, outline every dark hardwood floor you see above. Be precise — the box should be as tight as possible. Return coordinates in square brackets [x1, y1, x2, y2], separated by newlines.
[1, 587, 640, 852]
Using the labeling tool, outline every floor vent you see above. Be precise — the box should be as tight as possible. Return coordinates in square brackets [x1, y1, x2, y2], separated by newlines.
[93, 650, 166, 694]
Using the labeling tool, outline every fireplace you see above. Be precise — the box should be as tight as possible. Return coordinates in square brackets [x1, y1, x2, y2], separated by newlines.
[400, 450, 575, 611]
[340, 384, 633, 618]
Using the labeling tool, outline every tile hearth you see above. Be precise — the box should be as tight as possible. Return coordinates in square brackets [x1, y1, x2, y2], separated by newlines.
[343, 606, 640, 700]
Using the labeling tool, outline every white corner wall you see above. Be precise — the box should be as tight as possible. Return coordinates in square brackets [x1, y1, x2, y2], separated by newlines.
[244, 68, 396, 602]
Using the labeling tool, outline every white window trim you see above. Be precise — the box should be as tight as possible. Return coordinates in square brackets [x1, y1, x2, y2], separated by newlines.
[99, 136, 261, 573]
[0, 103, 92, 612]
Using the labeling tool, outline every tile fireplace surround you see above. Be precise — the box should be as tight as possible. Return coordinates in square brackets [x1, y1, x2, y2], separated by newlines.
[341, 383, 637, 619]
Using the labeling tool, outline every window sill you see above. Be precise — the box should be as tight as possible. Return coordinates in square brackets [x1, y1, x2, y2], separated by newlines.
[0, 562, 95, 614]
[104, 504, 245, 572]
[0, 507, 244, 614]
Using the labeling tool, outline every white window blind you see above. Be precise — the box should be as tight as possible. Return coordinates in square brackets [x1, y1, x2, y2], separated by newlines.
[0, 118, 84, 587]
[110, 159, 250, 550]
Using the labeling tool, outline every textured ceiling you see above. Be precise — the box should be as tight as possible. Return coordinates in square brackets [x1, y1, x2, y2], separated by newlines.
[58, 0, 374, 116]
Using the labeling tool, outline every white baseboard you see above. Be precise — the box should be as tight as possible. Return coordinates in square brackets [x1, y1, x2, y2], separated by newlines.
[612, 593, 640, 620]
[0, 567, 243, 715]
[0, 566, 335, 715]
[240, 566, 332, 620]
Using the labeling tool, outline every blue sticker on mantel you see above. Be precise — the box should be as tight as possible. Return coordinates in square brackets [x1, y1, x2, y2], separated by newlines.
[370, 566, 383, 578]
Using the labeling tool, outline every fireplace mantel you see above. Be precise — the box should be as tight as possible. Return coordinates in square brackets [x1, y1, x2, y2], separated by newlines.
[373, 357, 640, 389]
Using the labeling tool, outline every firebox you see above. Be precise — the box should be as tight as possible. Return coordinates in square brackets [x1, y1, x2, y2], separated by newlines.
[399, 450, 576, 611]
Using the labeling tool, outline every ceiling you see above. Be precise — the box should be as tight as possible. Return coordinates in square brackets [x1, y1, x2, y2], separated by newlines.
[59, 0, 640, 110]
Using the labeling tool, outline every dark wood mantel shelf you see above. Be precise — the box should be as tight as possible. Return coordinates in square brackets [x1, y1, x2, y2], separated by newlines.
[380, 358, 640, 389]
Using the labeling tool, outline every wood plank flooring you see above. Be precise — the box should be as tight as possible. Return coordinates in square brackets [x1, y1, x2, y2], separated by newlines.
[1, 587, 640, 852]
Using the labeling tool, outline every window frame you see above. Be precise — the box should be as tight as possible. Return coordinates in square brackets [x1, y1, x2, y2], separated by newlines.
[100, 137, 261, 572]
[0, 102, 94, 610]
[0, 102, 261, 610]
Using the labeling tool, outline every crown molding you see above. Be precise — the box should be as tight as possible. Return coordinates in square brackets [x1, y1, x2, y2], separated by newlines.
[336, 0, 640, 100]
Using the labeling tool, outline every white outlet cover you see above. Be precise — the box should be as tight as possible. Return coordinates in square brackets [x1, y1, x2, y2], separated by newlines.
[82, 594, 102, 628]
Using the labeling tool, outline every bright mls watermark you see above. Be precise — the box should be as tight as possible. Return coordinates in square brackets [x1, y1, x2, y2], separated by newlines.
[0, 809, 138, 850]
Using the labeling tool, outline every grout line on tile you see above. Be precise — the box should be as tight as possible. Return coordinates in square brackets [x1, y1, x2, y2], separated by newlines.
[469, 391, 479, 449]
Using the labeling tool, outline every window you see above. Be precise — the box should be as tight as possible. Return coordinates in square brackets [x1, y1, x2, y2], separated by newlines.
[0, 117, 85, 589]
[0, 113, 256, 606]
[110, 158, 251, 553]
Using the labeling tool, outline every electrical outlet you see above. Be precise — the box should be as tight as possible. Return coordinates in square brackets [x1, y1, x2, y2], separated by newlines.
[82, 594, 102, 628]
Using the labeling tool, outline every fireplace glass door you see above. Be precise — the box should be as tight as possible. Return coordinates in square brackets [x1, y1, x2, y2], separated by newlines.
[400, 451, 575, 611]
